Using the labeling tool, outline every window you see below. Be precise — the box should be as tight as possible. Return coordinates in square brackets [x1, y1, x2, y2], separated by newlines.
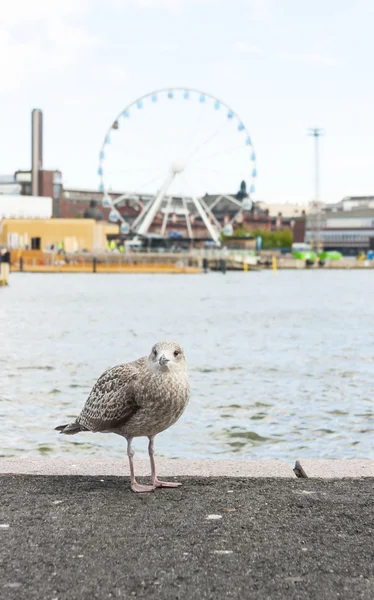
[53, 184, 61, 200]
[31, 237, 41, 250]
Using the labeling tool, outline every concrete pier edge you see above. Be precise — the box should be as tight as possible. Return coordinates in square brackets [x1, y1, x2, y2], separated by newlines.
[1, 457, 374, 478]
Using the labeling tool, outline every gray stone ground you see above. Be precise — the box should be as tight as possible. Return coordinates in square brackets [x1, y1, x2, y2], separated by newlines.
[1, 476, 374, 600]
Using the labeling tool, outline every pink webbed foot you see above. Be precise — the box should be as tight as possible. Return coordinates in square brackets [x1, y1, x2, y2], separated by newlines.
[148, 436, 181, 489]
[153, 479, 182, 488]
[131, 482, 155, 493]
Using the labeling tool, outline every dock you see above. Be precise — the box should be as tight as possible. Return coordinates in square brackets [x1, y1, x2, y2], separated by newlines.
[0, 248, 10, 285]
[6, 248, 374, 275]
[1, 458, 373, 600]
[11, 263, 201, 275]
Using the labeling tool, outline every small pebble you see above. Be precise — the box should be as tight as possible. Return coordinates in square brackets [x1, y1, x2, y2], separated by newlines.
[0, 524, 10, 529]
[206, 514, 222, 520]
[213, 550, 233, 555]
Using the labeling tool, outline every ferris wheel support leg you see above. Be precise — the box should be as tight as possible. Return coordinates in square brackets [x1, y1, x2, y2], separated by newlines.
[229, 208, 243, 226]
[136, 172, 176, 237]
[199, 197, 222, 230]
[191, 196, 221, 247]
[182, 197, 194, 239]
[131, 196, 153, 230]
[161, 194, 173, 237]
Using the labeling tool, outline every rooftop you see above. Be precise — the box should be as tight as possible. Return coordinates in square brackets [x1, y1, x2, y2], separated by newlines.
[325, 208, 374, 219]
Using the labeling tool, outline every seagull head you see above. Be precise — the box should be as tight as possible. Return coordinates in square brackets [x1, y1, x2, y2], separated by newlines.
[149, 341, 186, 373]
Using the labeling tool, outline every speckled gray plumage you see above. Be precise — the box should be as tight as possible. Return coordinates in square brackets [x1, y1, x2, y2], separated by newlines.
[57, 342, 190, 439]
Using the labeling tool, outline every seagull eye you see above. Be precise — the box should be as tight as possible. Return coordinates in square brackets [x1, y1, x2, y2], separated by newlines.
[173, 350, 180, 357]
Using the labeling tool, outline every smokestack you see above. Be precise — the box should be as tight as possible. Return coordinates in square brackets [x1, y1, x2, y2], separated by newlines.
[31, 109, 43, 196]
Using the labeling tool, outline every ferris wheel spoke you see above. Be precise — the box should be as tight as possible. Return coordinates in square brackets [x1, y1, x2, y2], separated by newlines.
[137, 172, 168, 192]
[188, 143, 247, 166]
[181, 169, 207, 198]
[111, 129, 163, 157]
[175, 102, 210, 161]
[109, 147, 164, 168]
[183, 120, 231, 164]
[190, 166, 248, 175]
[105, 158, 168, 192]
[106, 166, 165, 175]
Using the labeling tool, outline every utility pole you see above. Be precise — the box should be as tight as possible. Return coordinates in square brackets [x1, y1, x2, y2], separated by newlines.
[308, 128, 324, 253]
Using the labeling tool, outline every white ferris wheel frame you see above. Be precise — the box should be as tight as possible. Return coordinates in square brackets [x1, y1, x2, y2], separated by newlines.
[98, 87, 257, 246]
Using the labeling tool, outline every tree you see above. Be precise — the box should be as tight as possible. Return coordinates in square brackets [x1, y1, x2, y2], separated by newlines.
[249, 228, 293, 249]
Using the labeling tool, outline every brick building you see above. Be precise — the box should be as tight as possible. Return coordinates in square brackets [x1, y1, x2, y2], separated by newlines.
[1, 169, 304, 243]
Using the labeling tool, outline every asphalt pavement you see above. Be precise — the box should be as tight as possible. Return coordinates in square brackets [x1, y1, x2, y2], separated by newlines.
[1, 476, 373, 600]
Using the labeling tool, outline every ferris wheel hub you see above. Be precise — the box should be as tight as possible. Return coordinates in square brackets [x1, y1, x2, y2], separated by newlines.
[171, 160, 185, 174]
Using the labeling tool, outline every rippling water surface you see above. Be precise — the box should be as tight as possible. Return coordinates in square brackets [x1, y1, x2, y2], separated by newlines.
[1, 271, 373, 462]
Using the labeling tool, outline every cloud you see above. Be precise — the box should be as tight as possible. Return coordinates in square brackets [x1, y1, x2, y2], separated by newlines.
[45, 24, 99, 49]
[104, 65, 132, 85]
[234, 42, 263, 54]
[0, 0, 205, 93]
[129, 0, 215, 9]
[0, 0, 99, 93]
[0, 0, 90, 25]
[143, 41, 176, 51]
[281, 51, 340, 66]
[132, 0, 180, 7]
[247, 0, 271, 21]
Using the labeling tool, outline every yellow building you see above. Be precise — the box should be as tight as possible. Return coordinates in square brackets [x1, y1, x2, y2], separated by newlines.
[0, 219, 119, 253]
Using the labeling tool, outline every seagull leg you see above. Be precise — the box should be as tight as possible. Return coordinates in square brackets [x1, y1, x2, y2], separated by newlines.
[127, 437, 154, 493]
[148, 436, 182, 488]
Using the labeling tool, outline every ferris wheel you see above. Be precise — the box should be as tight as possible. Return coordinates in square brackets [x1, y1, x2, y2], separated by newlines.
[98, 88, 257, 245]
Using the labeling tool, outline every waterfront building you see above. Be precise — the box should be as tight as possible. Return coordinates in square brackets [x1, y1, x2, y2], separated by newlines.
[0, 218, 118, 254]
[305, 196, 374, 254]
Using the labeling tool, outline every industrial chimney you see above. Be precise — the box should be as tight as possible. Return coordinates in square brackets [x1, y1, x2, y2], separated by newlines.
[31, 109, 43, 196]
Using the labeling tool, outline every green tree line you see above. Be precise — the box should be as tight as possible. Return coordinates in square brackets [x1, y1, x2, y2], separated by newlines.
[222, 225, 293, 248]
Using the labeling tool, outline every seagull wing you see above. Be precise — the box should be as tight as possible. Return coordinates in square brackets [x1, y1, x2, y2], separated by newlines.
[77, 361, 144, 432]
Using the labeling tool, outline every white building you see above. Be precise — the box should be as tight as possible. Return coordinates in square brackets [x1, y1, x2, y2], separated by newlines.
[326, 196, 374, 213]
[0, 195, 52, 220]
[256, 202, 308, 218]
[305, 208, 374, 253]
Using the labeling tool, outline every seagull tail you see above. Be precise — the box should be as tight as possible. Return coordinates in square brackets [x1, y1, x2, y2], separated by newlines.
[55, 422, 88, 435]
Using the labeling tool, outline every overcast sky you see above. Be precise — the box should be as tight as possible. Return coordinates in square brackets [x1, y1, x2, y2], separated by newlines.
[1, 0, 374, 204]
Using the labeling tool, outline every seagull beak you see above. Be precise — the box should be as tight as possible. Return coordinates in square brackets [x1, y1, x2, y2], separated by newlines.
[159, 354, 170, 366]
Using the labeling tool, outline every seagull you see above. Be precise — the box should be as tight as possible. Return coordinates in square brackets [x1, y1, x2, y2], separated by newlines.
[55, 341, 190, 492]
